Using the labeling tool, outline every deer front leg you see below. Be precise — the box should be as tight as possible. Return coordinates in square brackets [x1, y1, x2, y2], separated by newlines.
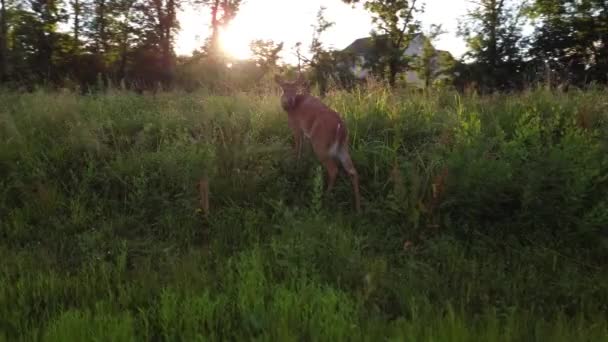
[287, 115, 304, 162]
[291, 126, 303, 162]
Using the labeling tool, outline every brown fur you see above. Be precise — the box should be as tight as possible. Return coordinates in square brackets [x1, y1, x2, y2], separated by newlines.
[275, 74, 361, 213]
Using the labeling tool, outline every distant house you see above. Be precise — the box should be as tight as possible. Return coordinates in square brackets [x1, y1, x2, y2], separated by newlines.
[340, 33, 455, 87]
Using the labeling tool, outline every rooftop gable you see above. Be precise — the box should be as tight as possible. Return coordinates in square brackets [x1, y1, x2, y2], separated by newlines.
[342, 33, 423, 56]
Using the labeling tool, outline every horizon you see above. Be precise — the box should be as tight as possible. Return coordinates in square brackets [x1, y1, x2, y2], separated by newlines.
[175, 0, 474, 65]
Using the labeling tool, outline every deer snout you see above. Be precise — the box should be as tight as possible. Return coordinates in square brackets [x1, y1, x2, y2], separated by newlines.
[281, 96, 296, 110]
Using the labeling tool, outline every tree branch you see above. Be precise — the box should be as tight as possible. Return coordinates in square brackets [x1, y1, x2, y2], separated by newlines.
[396, 0, 418, 50]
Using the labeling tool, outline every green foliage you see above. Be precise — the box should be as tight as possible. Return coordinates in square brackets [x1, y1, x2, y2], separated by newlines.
[0, 87, 607, 340]
[413, 25, 456, 90]
[525, 0, 608, 86]
[0, 0, 189, 91]
[456, 0, 527, 91]
[249, 39, 283, 73]
[306, 6, 336, 97]
[342, 0, 424, 87]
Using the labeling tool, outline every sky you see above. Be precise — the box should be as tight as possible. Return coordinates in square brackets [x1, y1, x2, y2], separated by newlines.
[175, 0, 474, 65]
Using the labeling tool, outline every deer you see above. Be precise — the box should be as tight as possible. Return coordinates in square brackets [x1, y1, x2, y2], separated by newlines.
[274, 74, 361, 213]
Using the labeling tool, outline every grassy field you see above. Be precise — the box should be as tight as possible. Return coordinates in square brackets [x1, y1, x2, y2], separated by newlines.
[1, 86, 607, 341]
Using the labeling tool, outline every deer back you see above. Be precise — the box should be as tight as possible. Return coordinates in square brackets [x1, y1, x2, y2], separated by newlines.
[286, 94, 346, 143]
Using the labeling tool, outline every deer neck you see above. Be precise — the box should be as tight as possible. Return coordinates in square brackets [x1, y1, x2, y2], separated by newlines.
[281, 94, 308, 112]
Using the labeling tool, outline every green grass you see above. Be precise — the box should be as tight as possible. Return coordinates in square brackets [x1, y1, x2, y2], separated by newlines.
[0, 86, 607, 341]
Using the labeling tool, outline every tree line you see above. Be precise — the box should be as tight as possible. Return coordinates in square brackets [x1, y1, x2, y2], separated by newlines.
[341, 0, 607, 92]
[456, 0, 607, 91]
[0, 0, 606, 93]
[0, 0, 240, 92]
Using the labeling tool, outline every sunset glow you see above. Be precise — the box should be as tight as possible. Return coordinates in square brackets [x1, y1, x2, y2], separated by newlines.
[175, 0, 474, 64]
[219, 25, 254, 60]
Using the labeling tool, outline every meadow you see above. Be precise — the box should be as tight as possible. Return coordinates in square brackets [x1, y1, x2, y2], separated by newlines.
[0, 84, 607, 341]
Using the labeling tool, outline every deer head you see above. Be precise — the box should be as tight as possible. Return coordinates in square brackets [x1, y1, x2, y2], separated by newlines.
[274, 74, 308, 111]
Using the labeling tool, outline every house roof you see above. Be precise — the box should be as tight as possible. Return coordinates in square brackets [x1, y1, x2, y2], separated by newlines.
[342, 34, 455, 63]
[342, 33, 423, 56]
[342, 36, 383, 55]
[435, 49, 456, 61]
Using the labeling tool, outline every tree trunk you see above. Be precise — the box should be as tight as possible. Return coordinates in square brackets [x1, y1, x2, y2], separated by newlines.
[117, 1, 136, 84]
[0, 0, 8, 82]
[34, 0, 58, 83]
[487, 0, 504, 89]
[98, 0, 107, 53]
[488, 2, 497, 69]
[118, 36, 128, 83]
[161, 24, 172, 87]
[158, 0, 176, 88]
[72, 0, 80, 53]
[95, 0, 108, 87]
[388, 60, 398, 87]
[209, 0, 220, 57]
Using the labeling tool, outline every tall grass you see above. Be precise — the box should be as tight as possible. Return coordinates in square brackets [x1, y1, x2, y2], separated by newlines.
[0, 86, 607, 341]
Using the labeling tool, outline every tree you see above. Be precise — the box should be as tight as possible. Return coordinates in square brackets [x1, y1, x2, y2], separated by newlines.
[0, 0, 8, 82]
[457, 0, 527, 91]
[307, 6, 335, 96]
[9, 0, 68, 84]
[194, 0, 241, 58]
[414, 24, 452, 89]
[526, 0, 608, 86]
[79, 0, 118, 87]
[342, 0, 424, 87]
[154, 0, 179, 84]
[89, 0, 111, 54]
[114, 0, 137, 81]
[0, 0, 8, 81]
[0, 0, 191, 89]
[67, 0, 88, 54]
[249, 39, 283, 72]
[131, 0, 182, 87]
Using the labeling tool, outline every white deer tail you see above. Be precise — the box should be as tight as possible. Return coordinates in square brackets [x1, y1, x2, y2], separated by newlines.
[329, 123, 343, 157]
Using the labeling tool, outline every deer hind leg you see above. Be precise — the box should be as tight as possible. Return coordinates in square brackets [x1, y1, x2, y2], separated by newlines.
[338, 148, 361, 213]
[321, 158, 339, 193]
[311, 137, 338, 193]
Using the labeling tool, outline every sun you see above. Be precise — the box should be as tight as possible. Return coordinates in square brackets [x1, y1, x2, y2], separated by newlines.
[219, 24, 254, 60]
[174, 4, 257, 59]
[177, 1, 296, 61]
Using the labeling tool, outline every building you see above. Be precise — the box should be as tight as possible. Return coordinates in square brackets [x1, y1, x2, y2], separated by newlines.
[340, 33, 455, 87]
